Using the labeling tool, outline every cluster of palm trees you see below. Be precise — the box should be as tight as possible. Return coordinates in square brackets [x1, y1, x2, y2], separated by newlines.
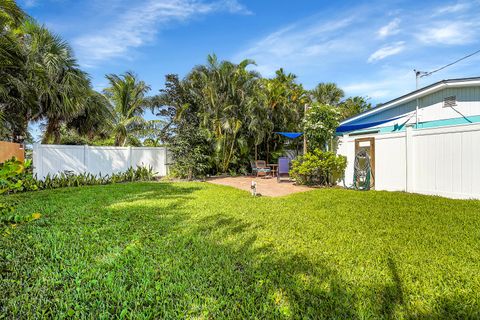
[0, 1, 153, 146]
[152, 55, 370, 176]
[1, 0, 371, 176]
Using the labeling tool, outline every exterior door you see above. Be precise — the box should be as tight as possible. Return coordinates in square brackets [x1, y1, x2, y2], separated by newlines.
[354, 137, 375, 188]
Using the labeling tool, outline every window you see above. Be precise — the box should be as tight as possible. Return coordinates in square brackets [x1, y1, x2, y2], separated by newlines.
[443, 96, 457, 108]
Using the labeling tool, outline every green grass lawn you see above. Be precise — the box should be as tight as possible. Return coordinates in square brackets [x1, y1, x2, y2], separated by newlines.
[1, 182, 480, 319]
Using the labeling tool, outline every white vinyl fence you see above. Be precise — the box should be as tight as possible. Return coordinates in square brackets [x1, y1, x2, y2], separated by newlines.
[337, 123, 480, 199]
[33, 144, 168, 179]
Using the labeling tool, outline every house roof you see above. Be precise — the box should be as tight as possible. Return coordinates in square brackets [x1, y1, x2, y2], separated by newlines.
[341, 77, 480, 125]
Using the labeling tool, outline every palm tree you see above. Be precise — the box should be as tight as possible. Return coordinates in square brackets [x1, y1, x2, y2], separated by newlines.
[0, 0, 26, 30]
[311, 82, 344, 106]
[67, 90, 113, 140]
[0, 2, 32, 141]
[104, 72, 150, 146]
[189, 54, 261, 172]
[19, 21, 91, 144]
[0, 31, 30, 141]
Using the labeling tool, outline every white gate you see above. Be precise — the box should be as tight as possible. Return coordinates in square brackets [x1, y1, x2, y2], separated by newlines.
[33, 144, 168, 179]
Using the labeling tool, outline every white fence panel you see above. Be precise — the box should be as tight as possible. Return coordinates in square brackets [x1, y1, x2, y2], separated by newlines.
[412, 124, 480, 198]
[85, 146, 130, 176]
[337, 123, 480, 199]
[33, 144, 167, 179]
[375, 133, 406, 191]
[131, 147, 167, 176]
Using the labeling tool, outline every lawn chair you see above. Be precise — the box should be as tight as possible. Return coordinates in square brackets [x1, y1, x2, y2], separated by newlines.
[277, 157, 290, 182]
[255, 160, 271, 178]
[250, 161, 258, 176]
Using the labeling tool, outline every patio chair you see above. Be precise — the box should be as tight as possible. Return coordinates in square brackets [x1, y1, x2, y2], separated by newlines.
[277, 157, 290, 182]
[250, 161, 258, 176]
[255, 160, 271, 177]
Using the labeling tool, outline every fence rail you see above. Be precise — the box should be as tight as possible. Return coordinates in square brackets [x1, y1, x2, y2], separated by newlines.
[33, 144, 168, 180]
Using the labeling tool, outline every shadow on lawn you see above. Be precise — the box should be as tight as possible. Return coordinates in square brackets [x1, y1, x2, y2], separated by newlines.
[185, 213, 359, 319]
[3, 183, 479, 319]
[80, 186, 360, 318]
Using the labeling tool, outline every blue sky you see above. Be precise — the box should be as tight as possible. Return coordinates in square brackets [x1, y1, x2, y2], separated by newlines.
[21, 0, 480, 107]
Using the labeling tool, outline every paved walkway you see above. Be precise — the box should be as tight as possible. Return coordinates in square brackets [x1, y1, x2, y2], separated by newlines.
[207, 176, 313, 197]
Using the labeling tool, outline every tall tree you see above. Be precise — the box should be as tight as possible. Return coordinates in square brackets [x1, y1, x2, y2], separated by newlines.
[311, 82, 345, 106]
[190, 54, 262, 172]
[17, 21, 91, 144]
[0, 1, 32, 142]
[260, 69, 309, 160]
[153, 74, 211, 179]
[66, 90, 113, 140]
[104, 72, 150, 146]
[338, 96, 372, 121]
[303, 103, 339, 151]
[0, 0, 26, 29]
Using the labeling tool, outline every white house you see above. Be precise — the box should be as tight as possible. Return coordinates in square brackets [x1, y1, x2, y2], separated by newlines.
[336, 77, 480, 199]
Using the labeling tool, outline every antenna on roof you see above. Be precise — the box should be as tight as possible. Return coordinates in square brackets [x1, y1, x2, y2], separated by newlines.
[414, 48, 480, 89]
[414, 70, 428, 89]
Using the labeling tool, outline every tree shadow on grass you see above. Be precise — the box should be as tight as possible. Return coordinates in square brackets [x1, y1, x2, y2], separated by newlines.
[407, 295, 480, 320]
[0, 182, 202, 318]
[368, 255, 406, 319]
[3, 183, 479, 318]
[179, 213, 358, 319]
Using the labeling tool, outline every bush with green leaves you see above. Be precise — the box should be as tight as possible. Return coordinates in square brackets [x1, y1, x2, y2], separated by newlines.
[290, 149, 347, 186]
[303, 103, 339, 151]
[0, 158, 38, 194]
[1, 158, 157, 193]
[0, 158, 41, 235]
[36, 166, 157, 190]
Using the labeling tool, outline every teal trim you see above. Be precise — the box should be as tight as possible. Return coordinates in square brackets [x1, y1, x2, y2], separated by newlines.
[344, 115, 480, 135]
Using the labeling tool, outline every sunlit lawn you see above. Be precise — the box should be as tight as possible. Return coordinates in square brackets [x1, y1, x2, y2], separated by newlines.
[1, 182, 479, 318]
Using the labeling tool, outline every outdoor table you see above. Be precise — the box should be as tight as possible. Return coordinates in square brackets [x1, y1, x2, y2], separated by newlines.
[268, 164, 278, 177]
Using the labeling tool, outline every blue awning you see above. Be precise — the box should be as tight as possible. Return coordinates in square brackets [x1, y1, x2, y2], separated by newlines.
[336, 115, 405, 133]
[275, 132, 303, 139]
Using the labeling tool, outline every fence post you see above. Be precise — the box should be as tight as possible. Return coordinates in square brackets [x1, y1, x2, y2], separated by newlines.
[32, 143, 38, 177]
[129, 146, 133, 169]
[405, 125, 415, 192]
[83, 145, 88, 173]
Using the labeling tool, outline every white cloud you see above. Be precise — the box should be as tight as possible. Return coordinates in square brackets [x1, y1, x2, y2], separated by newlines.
[377, 18, 401, 38]
[367, 41, 405, 63]
[434, 2, 471, 15]
[417, 22, 477, 45]
[343, 69, 414, 100]
[74, 0, 249, 65]
[233, 15, 360, 77]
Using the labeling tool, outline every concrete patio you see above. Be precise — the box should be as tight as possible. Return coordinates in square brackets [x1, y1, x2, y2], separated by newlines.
[207, 176, 313, 197]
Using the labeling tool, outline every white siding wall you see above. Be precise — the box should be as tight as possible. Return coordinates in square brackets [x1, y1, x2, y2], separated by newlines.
[337, 123, 480, 199]
[33, 144, 167, 179]
[354, 86, 480, 127]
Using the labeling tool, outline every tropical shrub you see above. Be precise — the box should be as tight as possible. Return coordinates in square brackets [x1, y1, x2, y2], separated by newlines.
[0, 158, 37, 194]
[290, 149, 347, 186]
[36, 166, 157, 190]
[0, 158, 40, 236]
[1, 158, 157, 193]
[303, 103, 339, 151]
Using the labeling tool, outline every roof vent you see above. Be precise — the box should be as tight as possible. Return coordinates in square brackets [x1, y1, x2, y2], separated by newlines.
[443, 96, 457, 108]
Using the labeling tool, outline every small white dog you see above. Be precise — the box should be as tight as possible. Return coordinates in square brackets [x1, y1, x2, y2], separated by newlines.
[251, 181, 257, 196]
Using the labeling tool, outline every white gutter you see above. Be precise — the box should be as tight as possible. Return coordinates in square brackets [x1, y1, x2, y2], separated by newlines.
[341, 79, 480, 125]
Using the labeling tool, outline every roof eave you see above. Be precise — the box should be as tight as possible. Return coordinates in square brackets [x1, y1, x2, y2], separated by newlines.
[340, 77, 480, 125]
